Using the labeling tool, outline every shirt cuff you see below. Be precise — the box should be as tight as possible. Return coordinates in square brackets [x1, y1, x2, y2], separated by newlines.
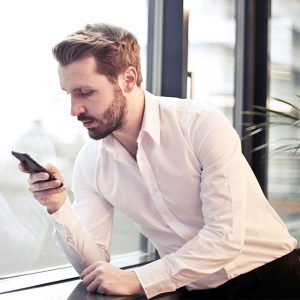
[134, 259, 176, 299]
[51, 196, 79, 229]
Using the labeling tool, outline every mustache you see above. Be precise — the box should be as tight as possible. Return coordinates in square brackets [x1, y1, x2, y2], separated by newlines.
[77, 114, 95, 122]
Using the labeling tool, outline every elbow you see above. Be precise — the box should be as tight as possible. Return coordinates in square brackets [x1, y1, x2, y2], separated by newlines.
[203, 224, 245, 261]
[220, 228, 245, 261]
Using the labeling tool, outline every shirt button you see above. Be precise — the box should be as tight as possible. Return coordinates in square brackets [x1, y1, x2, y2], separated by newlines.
[66, 236, 73, 244]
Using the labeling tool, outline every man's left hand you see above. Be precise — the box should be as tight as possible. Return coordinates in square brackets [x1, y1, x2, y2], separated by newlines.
[80, 261, 144, 296]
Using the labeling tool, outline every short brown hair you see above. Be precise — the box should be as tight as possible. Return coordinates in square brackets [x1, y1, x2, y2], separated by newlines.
[52, 23, 143, 86]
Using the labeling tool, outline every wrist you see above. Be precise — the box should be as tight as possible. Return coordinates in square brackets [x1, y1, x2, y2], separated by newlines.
[47, 199, 65, 214]
[129, 271, 144, 294]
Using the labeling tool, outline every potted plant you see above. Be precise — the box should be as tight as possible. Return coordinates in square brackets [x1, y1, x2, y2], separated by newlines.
[243, 94, 300, 245]
[243, 94, 300, 154]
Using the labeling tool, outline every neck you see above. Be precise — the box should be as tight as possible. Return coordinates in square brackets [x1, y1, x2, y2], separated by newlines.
[113, 87, 145, 159]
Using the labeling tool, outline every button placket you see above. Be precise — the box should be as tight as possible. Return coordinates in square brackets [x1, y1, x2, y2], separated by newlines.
[136, 148, 191, 240]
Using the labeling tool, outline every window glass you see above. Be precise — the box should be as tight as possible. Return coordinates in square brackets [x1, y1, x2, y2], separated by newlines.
[269, 0, 300, 245]
[184, 0, 236, 122]
[0, 0, 148, 277]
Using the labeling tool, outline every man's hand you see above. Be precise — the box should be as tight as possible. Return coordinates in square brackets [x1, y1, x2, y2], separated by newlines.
[80, 261, 143, 296]
[19, 162, 66, 214]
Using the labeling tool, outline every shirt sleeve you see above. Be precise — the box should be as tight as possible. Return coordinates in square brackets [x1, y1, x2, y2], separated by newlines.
[51, 142, 114, 274]
[135, 109, 248, 298]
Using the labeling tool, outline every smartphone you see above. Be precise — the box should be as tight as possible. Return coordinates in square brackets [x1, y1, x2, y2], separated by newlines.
[12, 150, 61, 184]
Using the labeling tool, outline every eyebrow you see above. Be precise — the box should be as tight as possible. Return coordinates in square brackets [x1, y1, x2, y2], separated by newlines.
[61, 86, 93, 94]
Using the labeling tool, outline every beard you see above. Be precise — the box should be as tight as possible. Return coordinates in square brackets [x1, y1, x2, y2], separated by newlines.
[78, 84, 127, 140]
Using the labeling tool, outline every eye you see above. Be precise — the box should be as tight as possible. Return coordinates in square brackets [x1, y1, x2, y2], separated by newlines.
[80, 89, 94, 97]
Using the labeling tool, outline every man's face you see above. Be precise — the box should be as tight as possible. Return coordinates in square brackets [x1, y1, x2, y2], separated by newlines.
[58, 55, 127, 140]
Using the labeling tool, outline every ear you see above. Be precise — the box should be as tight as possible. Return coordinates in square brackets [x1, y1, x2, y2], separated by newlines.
[121, 66, 137, 93]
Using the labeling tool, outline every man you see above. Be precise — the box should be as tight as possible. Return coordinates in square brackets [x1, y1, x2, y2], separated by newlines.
[19, 23, 300, 299]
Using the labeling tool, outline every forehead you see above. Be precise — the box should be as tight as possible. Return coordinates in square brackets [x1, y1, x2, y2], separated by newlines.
[58, 55, 101, 91]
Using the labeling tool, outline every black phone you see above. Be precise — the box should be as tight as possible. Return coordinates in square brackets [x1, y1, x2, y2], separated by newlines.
[12, 150, 58, 182]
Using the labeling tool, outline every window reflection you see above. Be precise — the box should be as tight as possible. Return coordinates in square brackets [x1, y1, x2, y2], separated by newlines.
[0, 0, 148, 277]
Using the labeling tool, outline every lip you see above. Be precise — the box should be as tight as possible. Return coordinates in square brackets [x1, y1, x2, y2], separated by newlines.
[82, 120, 95, 128]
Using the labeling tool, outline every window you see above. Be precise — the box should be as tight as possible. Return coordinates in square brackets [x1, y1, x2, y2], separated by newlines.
[268, 0, 300, 245]
[185, 0, 300, 248]
[184, 0, 236, 122]
[0, 0, 149, 279]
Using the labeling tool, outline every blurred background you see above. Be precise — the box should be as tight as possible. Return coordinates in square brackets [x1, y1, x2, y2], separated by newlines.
[0, 0, 299, 279]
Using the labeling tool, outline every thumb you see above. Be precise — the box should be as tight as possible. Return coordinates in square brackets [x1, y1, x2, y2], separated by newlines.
[45, 163, 64, 182]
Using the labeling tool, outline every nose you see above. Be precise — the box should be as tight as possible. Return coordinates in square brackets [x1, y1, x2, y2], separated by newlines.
[70, 96, 86, 117]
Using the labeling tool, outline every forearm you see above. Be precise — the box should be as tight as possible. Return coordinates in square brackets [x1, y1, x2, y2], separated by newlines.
[134, 230, 243, 299]
[51, 197, 110, 273]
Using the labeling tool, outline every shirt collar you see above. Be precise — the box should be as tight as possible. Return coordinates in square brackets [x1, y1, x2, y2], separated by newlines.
[138, 90, 161, 145]
[102, 90, 161, 152]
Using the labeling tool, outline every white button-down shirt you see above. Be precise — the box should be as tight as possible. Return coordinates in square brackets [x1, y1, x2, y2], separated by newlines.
[52, 91, 296, 299]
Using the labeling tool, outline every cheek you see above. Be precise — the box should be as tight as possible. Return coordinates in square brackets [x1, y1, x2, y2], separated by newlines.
[86, 99, 108, 118]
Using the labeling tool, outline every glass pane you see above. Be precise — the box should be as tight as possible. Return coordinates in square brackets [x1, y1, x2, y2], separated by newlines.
[0, 0, 148, 277]
[269, 0, 300, 245]
[184, 0, 236, 122]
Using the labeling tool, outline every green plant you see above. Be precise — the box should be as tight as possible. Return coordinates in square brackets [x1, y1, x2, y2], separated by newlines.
[243, 95, 300, 155]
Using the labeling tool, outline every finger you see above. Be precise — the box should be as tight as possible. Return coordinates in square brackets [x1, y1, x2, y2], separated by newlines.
[32, 185, 66, 202]
[45, 163, 60, 174]
[28, 172, 50, 184]
[18, 162, 31, 173]
[45, 163, 64, 182]
[82, 271, 97, 287]
[86, 278, 103, 294]
[29, 179, 64, 193]
[96, 284, 106, 295]
[81, 264, 98, 279]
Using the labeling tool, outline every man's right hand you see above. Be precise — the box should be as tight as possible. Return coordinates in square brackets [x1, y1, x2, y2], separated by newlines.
[18, 162, 67, 214]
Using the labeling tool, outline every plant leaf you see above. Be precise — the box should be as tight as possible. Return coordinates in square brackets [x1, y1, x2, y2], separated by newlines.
[271, 97, 300, 111]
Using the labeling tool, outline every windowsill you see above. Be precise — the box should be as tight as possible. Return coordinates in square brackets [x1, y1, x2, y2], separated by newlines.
[0, 278, 181, 300]
[0, 251, 156, 295]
